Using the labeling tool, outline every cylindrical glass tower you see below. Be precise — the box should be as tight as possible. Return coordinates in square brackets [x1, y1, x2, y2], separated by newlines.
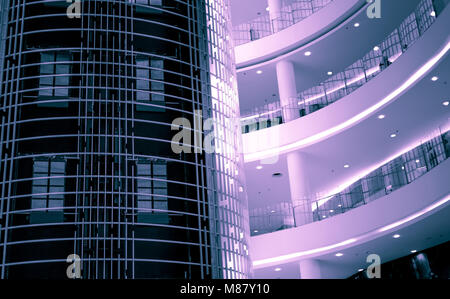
[0, 0, 250, 279]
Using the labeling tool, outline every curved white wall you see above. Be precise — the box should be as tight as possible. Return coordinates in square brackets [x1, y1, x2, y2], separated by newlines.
[234, 0, 365, 69]
[242, 8, 450, 163]
[249, 158, 450, 269]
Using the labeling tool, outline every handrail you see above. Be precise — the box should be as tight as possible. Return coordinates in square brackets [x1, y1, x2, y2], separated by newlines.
[241, 0, 442, 134]
[249, 129, 450, 236]
[233, 0, 334, 46]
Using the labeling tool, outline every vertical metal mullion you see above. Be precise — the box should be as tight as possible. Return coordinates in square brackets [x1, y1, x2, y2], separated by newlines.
[2, 0, 24, 279]
[187, 0, 205, 279]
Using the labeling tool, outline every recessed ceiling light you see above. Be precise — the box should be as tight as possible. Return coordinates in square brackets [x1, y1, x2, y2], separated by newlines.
[338, 204, 342, 207]
[416, 159, 420, 163]
[330, 210, 334, 213]
[304, 51, 312, 56]
[344, 164, 350, 168]
[256, 165, 263, 170]
[430, 11, 436, 17]
[431, 76, 439, 81]
[354, 23, 360, 28]
[271, 210, 276, 213]
[256, 70, 263, 75]
[411, 250, 417, 253]
[390, 133, 397, 138]
[358, 269, 364, 272]
[373, 46, 380, 51]
[322, 215, 326, 218]
[274, 267, 282, 272]
[254, 230, 258, 233]
[443, 101, 449, 106]
[335, 253, 344, 257]
[327, 71, 333, 76]
[393, 234, 401, 239]
[378, 114, 385, 119]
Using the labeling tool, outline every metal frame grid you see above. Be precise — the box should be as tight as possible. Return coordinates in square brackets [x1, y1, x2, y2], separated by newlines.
[0, 0, 250, 279]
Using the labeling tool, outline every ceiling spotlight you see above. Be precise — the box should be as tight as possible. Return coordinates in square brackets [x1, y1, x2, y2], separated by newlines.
[344, 164, 350, 168]
[358, 269, 364, 272]
[327, 71, 333, 76]
[373, 46, 380, 51]
[254, 230, 259, 233]
[443, 101, 449, 106]
[390, 133, 397, 138]
[271, 210, 276, 213]
[431, 76, 439, 81]
[256, 70, 263, 75]
[335, 253, 344, 257]
[304, 51, 312, 56]
[256, 165, 263, 170]
[338, 204, 342, 207]
[274, 267, 282, 272]
[378, 114, 385, 119]
[354, 23, 360, 28]
[416, 159, 420, 163]
[411, 250, 417, 253]
[393, 234, 401, 239]
[330, 210, 334, 213]
[430, 11, 436, 17]
[322, 215, 326, 218]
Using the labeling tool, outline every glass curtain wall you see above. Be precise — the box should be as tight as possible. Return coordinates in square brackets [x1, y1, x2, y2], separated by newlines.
[0, 0, 250, 279]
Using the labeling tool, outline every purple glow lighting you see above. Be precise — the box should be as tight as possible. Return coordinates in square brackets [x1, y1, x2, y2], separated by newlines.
[378, 194, 450, 233]
[253, 195, 450, 269]
[244, 42, 450, 163]
[252, 238, 357, 267]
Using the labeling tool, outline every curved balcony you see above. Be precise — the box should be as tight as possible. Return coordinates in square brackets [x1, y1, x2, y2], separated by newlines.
[249, 130, 450, 236]
[240, 0, 443, 134]
[233, 0, 334, 47]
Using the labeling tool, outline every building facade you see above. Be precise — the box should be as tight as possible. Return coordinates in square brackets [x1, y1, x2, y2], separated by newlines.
[0, 0, 251, 279]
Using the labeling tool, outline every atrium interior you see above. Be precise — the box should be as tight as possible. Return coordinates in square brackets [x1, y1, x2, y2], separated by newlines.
[231, 0, 450, 279]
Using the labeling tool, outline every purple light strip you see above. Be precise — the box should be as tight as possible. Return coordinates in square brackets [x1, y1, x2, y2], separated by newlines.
[244, 42, 450, 162]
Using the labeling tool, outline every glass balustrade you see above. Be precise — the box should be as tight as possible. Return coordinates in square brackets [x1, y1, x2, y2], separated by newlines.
[241, 0, 440, 134]
[233, 0, 334, 46]
[249, 129, 450, 236]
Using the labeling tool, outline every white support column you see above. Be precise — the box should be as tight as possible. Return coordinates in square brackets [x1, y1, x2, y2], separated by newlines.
[268, 0, 283, 32]
[299, 259, 323, 279]
[276, 59, 298, 122]
[275, 59, 313, 225]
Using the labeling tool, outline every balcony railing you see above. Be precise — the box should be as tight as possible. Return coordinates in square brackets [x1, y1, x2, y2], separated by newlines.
[249, 130, 450, 236]
[241, 0, 441, 134]
[233, 0, 334, 46]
